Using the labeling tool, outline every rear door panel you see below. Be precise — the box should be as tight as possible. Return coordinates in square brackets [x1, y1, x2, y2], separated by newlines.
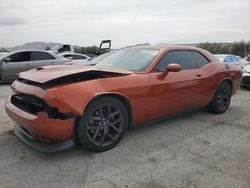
[29, 51, 67, 68]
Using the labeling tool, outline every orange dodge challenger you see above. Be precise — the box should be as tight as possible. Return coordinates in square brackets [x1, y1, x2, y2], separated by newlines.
[5, 45, 242, 152]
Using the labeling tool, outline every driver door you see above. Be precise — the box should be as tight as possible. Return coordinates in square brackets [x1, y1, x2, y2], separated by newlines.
[147, 50, 207, 120]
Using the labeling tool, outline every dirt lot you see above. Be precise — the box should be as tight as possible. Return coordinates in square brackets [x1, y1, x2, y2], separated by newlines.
[0, 84, 249, 188]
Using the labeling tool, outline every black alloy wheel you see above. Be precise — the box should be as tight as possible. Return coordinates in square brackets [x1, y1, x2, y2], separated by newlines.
[209, 81, 232, 114]
[77, 97, 128, 152]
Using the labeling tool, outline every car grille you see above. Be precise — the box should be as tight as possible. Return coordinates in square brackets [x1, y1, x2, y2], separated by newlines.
[11, 93, 72, 119]
[11, 94, 47, 115]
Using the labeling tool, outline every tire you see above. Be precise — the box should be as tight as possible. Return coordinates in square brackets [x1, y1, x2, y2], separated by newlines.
[209, 81, 232, 114]
[0, 68, 3, 81]
[77, 97, 128, 152]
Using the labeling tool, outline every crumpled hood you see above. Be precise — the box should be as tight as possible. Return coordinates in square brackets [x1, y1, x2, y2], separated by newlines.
[19, 65, 132, 84]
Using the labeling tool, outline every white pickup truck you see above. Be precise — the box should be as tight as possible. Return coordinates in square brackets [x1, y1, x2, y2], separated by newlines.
[50, 44, 74, 54]
[50, 40, 111, 55]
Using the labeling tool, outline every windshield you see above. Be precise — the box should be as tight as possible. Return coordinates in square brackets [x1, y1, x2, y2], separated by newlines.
[51, 45, 61, 51]
[95, 48, 159, 71]
[88, 51, 117, 65]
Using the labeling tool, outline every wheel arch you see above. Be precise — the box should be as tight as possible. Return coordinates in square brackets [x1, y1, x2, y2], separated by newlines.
[222, 78, 233, 88]
[209, 78, 233, 104]
[76, 92, 133, 131]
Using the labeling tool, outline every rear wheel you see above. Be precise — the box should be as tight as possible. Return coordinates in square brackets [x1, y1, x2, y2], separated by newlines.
[209, 81, 232, 114]
[77, 97, 128, 152]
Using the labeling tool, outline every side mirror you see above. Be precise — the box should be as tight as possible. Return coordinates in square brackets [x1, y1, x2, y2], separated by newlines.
[158, 63, 181, 80]
[3, 57, 11, 63]
[166, 63, 182, 72]
[161, 63, 181, 77]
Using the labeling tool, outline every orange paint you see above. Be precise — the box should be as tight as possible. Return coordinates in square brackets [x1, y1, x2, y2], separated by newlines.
[5, 45, 242, 143]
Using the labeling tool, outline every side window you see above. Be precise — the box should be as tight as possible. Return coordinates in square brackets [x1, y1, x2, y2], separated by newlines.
[63, 54, 72, 58]
[8, 52, 31, 62]
[71, 55, 86, 59]
[191, 51, 209, 67]
[31, 52, 55, 61]
[63, 45, 71, 52]
[154, 51, 197, 72]
[58, 45, 71, 53]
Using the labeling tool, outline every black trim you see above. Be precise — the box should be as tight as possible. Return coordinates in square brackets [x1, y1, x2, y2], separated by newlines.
[17, 70, 129, 89]
[11, 93, 73, 119]
[14, 124, 75, 153]
[17, 78, 44, 88]
[152, 49, 210, 72]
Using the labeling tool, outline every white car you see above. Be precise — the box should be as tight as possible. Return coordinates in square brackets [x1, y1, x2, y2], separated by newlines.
[214, 54, 241, 64]
[241, 65, 250, 88]
[60, 52, 90, 64]
[67, 50, 118, 65]
[0, 52, 9, 57]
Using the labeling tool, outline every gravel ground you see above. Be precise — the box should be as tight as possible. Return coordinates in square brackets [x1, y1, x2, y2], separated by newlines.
[0, 84, 249, 188]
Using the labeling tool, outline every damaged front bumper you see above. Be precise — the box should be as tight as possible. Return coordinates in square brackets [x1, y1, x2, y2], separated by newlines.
[14, 124, 75, 152]
[5, 95, 76, 152]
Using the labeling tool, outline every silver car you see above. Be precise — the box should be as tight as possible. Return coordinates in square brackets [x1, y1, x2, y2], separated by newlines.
[60, 52, 91, 63]
[0, 50, 69, 81]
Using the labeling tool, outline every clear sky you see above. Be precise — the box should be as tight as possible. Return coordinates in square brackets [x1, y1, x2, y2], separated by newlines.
[0, 0, 249, 48]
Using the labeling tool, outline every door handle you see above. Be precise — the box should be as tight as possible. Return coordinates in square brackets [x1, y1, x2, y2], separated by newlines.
[195, 73, 202, 77]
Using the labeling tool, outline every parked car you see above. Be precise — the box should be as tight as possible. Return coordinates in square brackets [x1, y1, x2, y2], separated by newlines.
[0, 50, 69, 81]
[65, 51, 117, 65]
[241, 65, 250, 87]
[49, 40, 111, 55]
[237, 56, 241, 60]
[60, 52, 90, 64]
[50, 44, 74, 54]
[5, 45, 242, 152]
[0, 52, 9, 57]
[214, 54, 241, 64]
[85, 54, 98, 59]
[239, 59, 250, 67]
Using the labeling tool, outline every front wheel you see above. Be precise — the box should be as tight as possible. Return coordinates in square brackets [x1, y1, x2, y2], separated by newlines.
[209, 81, 232, 114]
[77, 97, 128, 152]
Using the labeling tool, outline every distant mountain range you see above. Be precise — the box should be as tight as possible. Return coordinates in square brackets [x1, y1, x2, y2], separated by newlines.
[4, 41, 200, 52]
[6, 42, 62, 51]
